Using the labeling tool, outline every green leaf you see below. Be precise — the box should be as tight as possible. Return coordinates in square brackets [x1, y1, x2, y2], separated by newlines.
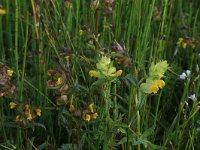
[58, 144, 77, 150]
[117, 137, 127, 145]
[124, 74, 138, 86]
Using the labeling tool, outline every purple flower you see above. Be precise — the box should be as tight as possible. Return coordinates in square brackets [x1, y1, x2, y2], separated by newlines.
[188, 94, 196, 100]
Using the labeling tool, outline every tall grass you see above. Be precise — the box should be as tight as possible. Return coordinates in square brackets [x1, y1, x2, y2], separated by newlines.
[0, 0, 200, 149]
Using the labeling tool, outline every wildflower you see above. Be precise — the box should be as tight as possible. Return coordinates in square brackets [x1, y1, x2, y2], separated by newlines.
[16, 115, 21, 122]
[182, 42, 187, 49]
[34, 109, 41, 117]
[69, 104, 75, 112]
[116, 70, 123, 77]
[47, 69, 55, 77]
[65, 55, 70, 61]
[89, 70, 97, 77]
[90, 113, 98, 119]
[56, 95, 68, 105]
[155, 79, 165, 88]
[7, 69, 13, 77]
[188, 94, 196, 101]
[27, 113, 33, 121]
[177, 37, 196, 49]
[179, 72, 186, 80]
[85, 114, 91, 122]
[140, 61, 168, 94]
[177, 38, 183, 47]
[9, 102, 17, 109]
[89, 103, 94, 113]
[179, 70, 191, 80]
[185, 70, 191, 76]
[89, 56, 123, 80]
[149, 61, 168, 79]
[0, 8, 6, 16]
[109, 67, 116, 74]
[149, 83, 159, 94]
[56, 77, 62, 85]
[47, 80, 54, 87]
[79, 29, 84, 36]
[177, 37, 187, 48]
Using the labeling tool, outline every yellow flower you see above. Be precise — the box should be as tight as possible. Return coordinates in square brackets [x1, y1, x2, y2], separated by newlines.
[0, 8, 6, 16]
[85, 114, 91, 122]
[177, 38, 183, 46]
[35, 109, 41, 117]
[89, 103, 94, 113]
[149, 83, 159, 94]
[155, 80, 165, 88]
[9, 102, 17, 109]
[182, 42, 187, 49]
[27, 113, 33, 121]
[79, 29, 84, 36]
[69, 104, 75, 112]
[90, 113, 98, 119]
[89, 70, 97, 77]
[56, 77, 62, 85]
[7, 69, 13, 77]
[116, 70, 123, 77]
[65, 56, 70, 61]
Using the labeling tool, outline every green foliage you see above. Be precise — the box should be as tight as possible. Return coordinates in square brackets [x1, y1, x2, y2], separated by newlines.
[0, 0, 200, 149]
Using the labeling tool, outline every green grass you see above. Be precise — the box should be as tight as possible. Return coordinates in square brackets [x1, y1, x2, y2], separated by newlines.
[0, 0, 200, 149]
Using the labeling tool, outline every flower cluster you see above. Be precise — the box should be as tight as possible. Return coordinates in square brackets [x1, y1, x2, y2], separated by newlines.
[179, 70, 191, 80]
[68, 103, 98, 122]
[111, 41, 132, 67]
[0, 64, 16, 97]
[83, 103, 98, 122]
[140, 61, 169, 94]
[47, 69, 69, 106]
[177, 37, 196, 49]
[47, 69, 64, 87]
[89, 56, 122, 80]
[9, 102, 41, 122]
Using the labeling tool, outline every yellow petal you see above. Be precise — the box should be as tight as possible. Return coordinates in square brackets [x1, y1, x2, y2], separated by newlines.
[0, 9, 6, 16]
[56, 77, 62, 85]
[89, 103, 94, 113]
[116, 70, 123, 77]
[27, 113, 33, 121]
[149, 84, 159, 94]
[155, 80, 165, 89]
[85, 114, 91, 122]
[9, 102, 17, 109]
[7, 69, 13, 77]
[35, 109, 41, 117]
[69, 104, 75, 112]
[89, 70, 97, 77]
[182, 42, 187, 49]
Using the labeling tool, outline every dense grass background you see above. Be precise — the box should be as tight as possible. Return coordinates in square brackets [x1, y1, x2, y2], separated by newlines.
[0, 0, 200, 149]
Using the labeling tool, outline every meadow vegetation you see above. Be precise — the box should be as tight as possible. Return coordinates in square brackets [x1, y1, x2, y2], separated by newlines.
[0, 0, 200, 149]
